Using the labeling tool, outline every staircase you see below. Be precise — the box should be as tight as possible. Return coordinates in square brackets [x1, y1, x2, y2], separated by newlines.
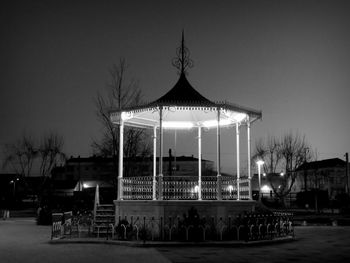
[92, 185, 115, 237]
[93, 204, 115, 237]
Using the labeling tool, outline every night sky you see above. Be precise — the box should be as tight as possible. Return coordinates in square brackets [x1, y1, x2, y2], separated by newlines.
[1, 0, 350, 174]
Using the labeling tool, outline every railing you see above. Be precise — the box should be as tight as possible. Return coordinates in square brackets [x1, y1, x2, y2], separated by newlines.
[123, 176, 153, 200]
[51, 212, 94, 240]
[52, 211, 294, 242]
[108, 212, 294, 242]
[122, 176, 250, 200]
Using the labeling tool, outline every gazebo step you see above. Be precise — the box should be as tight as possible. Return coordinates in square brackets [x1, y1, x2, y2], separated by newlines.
[94, 222, 114, 225]
[98, 204, 114, 208]
[96, 210, 114, 213]
[94, 203, 115, 227]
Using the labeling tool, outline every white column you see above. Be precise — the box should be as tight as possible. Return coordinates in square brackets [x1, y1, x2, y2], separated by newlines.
[217, 108, 222, 200]
[117, 119, 124, 200]
[198, 126, 202, 200]
[247, 118, 252, 200]
[258, 163, 262, 202]
[158, 107, 164, 200]
[236, 123, 240, 200]
[153, 126, 157, 200]
[174, 130, 177, 175]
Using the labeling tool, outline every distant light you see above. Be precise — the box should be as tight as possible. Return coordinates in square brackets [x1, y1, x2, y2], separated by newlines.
[263, 173, 266, 177]
[228, 185, 234, 192]
[83, 183, 89, 188]
[261, 185, 271, 193]
[162, 121, 194, 129]
[10, 178, 19, 184]
[280, 172, 284, 177]
[256, 160, 264, 166]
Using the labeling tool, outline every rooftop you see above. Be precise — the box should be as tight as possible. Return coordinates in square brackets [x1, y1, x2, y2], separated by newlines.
[296, 158, 346, 171]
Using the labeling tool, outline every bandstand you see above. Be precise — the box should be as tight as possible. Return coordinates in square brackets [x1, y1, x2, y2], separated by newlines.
[110, 34, 262, 234]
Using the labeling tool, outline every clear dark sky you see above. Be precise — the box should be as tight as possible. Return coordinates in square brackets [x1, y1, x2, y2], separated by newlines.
[1, 0, 350, 173]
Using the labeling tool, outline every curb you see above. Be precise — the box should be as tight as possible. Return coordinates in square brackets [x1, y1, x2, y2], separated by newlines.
[50, 236, 296, 247]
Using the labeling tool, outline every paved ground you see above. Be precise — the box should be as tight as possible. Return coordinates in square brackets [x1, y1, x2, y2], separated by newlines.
[1, 218, 350, 263]
[157, 227, 350, 262]
[0, 218, 170, 263]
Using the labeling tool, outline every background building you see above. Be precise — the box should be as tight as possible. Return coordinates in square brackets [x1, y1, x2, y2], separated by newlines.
[51, 154, 214, 196]
[294, 158, 348, 199]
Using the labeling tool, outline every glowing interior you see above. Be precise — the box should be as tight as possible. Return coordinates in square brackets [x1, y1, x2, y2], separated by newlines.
[112, 107, 249, 129]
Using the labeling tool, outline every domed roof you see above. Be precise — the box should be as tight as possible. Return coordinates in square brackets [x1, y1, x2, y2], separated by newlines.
[150, 72, 215, 107]
[109, 32, 262, 128]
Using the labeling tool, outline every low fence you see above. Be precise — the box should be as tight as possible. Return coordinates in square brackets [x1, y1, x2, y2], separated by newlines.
[104, 212, 293, 242]
[51, 211, 94, 240]
[122, 176, 250, 200]
[52, 211, 293, 242]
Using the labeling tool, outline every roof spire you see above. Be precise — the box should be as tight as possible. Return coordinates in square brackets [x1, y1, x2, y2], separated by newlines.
[172, 29, 193, 75]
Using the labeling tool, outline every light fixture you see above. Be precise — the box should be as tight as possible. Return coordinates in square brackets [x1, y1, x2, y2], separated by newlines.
[256, 160, 264, 202]
[222, 111, 247, 123]
[202, 119, 232, 128]
[162, 121, 194, 129]
[121, 111, 133, 121]
[256, 160, 264, 166]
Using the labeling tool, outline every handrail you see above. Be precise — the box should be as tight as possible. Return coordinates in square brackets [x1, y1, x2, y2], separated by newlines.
[122, 175, 250, 200]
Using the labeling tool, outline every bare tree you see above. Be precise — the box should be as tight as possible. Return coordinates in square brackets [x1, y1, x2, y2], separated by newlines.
[279, 132, 313, 195]
[253, 135, 282, 175]
[3, 133, 37, 177]
[38, 132, 66, 178]
[253, 131, 314, 200]
[92, 58, 151, 178]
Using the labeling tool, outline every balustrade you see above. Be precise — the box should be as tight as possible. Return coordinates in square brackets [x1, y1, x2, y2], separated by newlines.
[122, 175, 250, 200]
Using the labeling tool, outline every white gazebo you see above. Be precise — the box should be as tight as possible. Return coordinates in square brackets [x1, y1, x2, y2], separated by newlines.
[110, 34, 262, 204]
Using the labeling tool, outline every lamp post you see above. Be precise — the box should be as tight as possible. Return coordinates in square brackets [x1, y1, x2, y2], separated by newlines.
[9, 178, 19, 198]
[256, 160, 264, 201]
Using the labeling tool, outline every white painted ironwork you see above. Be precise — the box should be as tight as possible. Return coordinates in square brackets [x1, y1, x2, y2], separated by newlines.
[153, 126, 157, 200]
[121, 176, 250, 200]
[236, 123, 240, 200]
[158, 107, 164, 200]
[118, 121, 124, 200]
[247, 118, 252, 199]
[198, 127, 202, 200]
[216, 108, 222, 200]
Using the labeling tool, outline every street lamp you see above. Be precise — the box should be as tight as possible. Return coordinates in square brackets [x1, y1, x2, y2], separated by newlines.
[9, 178, 19, 197]
[256, 160, 264, 201]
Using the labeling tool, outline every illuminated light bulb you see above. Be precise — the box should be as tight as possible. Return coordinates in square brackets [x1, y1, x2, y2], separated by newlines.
[121, 111, 133, 120]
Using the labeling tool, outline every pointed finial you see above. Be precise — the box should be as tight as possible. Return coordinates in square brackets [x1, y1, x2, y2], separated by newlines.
[172, 30, 193, 75]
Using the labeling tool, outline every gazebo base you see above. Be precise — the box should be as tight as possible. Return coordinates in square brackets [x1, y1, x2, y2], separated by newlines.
[114, 199, 257, 226]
